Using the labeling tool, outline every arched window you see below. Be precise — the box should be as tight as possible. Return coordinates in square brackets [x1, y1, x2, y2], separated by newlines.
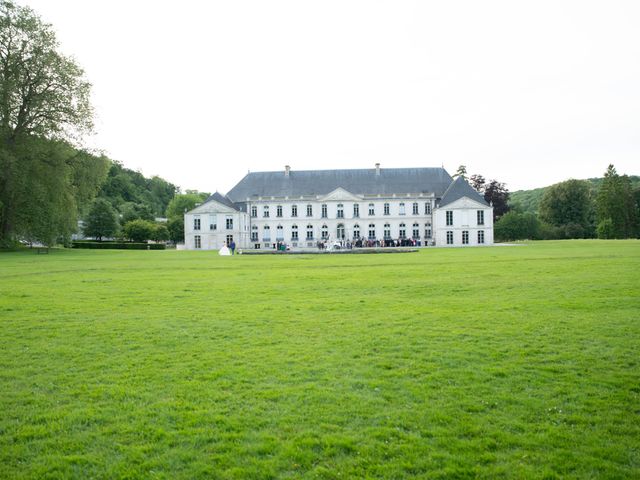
[263, 225, 270, 241]
[251, 225, 258, 241]
[306, 224, 313, 239]
[291, 224, 298, 240]
[412, 222, 420, 238]
[337, 223, 345, 239]
[321, 224, 329, 239]
[276, 224, 284, 240]
[399, 223, 406, 239]
[368, 223, 376, 239]
[353, 224, 360, 238]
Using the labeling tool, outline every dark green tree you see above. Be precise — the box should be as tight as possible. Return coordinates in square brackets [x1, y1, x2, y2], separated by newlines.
[122, 219, 155, 242]
[484, 179, 510, 221]
[596, 165, 639, 238]
[167, 217, 185, 243]
[538, 179, 593, 238]
[165, 192, 208, 219]
[151, 223, 170, 242]
[83, 198, 118, 241]
[494, 211, 539, 241]
[452, 165, 467, 180]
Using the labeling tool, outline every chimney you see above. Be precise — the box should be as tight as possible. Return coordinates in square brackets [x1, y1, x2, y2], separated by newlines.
[285, 165, 290, 177]
[375, 163, 380, 176]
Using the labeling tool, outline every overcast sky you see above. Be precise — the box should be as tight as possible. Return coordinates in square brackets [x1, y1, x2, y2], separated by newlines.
[20, 0, 640, 194]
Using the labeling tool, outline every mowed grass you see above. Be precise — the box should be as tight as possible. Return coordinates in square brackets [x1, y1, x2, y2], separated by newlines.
[0, 241, 639, 479]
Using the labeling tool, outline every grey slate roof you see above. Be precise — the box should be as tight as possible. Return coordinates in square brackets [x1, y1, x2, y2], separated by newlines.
[203, 192, 238, 211]
[438, 176, 489, 207]
[226, 167, 453, 202]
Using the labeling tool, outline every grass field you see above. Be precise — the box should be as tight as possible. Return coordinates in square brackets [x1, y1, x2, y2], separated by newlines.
[1, 240, 639, 479]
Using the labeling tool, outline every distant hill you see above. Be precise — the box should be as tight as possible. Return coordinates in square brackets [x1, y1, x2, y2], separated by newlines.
[510, 175, 640, 214]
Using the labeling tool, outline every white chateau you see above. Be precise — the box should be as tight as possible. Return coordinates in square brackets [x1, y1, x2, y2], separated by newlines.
[184, 165, 493, 250]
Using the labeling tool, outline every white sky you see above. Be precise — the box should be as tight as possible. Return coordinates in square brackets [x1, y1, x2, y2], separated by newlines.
[20, 0, 640, 193]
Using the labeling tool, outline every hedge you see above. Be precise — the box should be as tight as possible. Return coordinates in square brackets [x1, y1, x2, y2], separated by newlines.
[71, 241, 165, 250]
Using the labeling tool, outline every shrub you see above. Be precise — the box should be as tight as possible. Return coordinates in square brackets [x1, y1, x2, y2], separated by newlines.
[71, 241, 165, 250]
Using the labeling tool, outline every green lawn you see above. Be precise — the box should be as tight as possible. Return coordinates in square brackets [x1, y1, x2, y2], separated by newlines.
[1, 241, 639, 479]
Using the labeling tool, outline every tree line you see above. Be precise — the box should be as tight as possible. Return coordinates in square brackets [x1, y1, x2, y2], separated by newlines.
[494, 165, 639, 241]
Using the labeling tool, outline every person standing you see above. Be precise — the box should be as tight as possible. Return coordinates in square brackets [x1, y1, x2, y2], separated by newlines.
[230, 240, 236, 255]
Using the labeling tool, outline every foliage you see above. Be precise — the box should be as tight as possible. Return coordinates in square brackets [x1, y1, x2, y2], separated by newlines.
[538, 179, 593, 237]
[452, 164, 467, 179]
[494, 211, 539, 241]
[469, 174, 485, 193]
[468, 174, 510, 221]
[0, 0, 93, 141]
[120, 202, 155, 224]
[122, 219, 155, 243]
[71, 241, 164, 250]
[596, 165, 639, 238]
[0, 241, 639, 478]
[97, 161, 177, 217]
[596, 218, 615, 239]
[167, 216, 185, 243]
[165, 192, 209, 219]
[151, 223, 169, 242]
[83, 198, 118, 241]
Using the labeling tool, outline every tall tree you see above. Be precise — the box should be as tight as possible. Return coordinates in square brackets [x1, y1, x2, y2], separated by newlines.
[452, 165, 467, 180]
[483, 179, 510, 220]
[83, 198, 118, 241]
[539, 179, 593, 237]
[596, 165, 639, 238]
[469, 174, 486, 193]
[0, 1, 94, 243]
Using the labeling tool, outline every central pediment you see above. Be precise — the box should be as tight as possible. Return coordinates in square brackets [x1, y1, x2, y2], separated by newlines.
[318, 188, 363, 202]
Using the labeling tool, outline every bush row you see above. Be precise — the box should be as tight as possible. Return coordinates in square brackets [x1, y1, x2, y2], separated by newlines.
[71, 241, 165, 250]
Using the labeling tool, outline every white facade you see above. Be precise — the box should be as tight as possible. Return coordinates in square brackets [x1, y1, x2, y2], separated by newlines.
[184, 167, 494, 250]
[434, 197, 494, 247]
[184, 200, 249, 250]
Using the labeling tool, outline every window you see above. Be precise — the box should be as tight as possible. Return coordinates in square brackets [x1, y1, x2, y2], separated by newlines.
[276, 225, 284, 240]
[446, 231, 453, 245]
[263, 206, 269, 218]
[384, 203, 390, 215]
[477, 210, 484, 226]
[399, 203, 405, 215]
[306, 204, 313, 217]
[321, 224, 328, 239]
[193, 217, 201, 230]
[462, 230, 469, 245]
[210, 223, 216, 231]
[368, 203, 375, 215]
[412, 202, 419, 215]
[251, 206, 257, 217]
[353, 224, 360, 238]
[226, 234, 233, 246]
[446, 210, 453, 226]
[194, 235, 201, 248]
[384, 223, 391, 239]
[425, 202, 431, 214]
[425, 228, 432, 239]
[226, 217, 233, 230]
[291, 224, 298, 240]
[399, 223, 406, 239]
[263, 225, 271, 241]
[291, 205, 298, 217]
[306, 224, 313, 239]
[353, 203, 359, 217]
[413, 223, 420, 238]
[276, 205, 283, 218]
[321, 204, 328, 218]
[368, 223, 376, 240]
[337, 204, 344, 218]
[251, 225, 258, 241]
[337, 223, 345, 239]
[478, 230, 485, 244]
